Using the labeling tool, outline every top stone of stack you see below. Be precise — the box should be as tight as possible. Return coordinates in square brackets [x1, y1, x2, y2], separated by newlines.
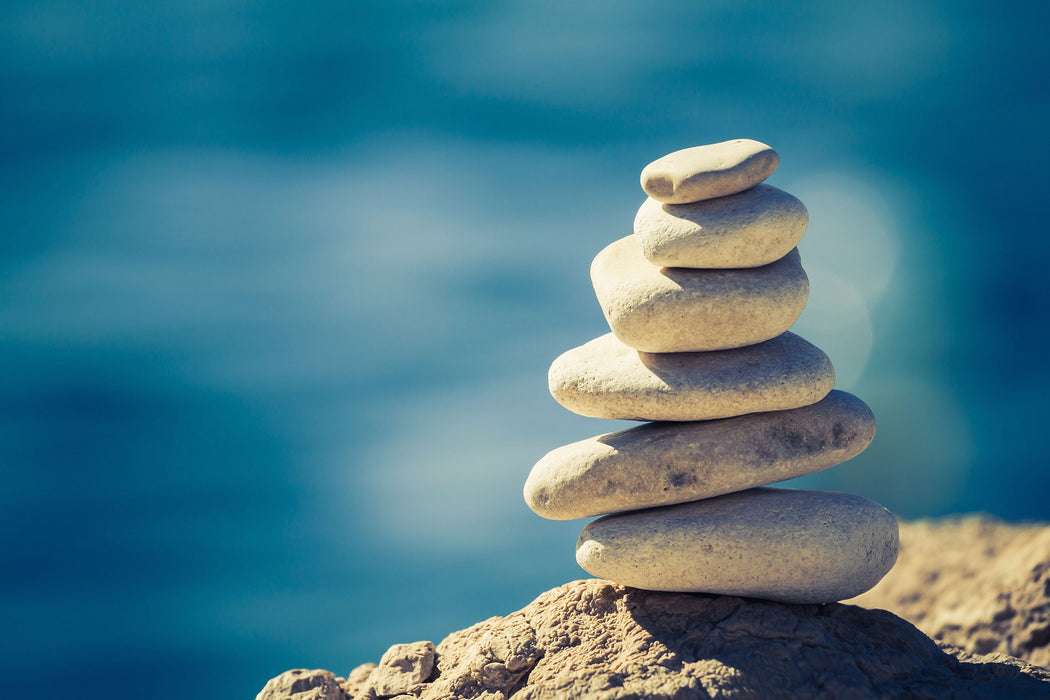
[640, 138, 779, 204]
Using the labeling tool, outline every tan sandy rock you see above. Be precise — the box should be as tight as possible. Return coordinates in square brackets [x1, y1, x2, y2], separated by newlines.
[548, 330, 834, 421]
[369, 641, 436, 696]
[640, 139, 779, 204]
[634, 184, 808, 268]
[525, 390, 874, 520]
[256, 669, 345, 700]
[849, 516, 1050, 668]
[260, 579, 1050, 699]
[591, 236, 808, 352]
[576, 487, 899, 604]
[340, 664, 375, 698]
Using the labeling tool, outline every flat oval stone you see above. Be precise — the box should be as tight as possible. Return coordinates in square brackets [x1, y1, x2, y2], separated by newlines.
[640, 139, 779, 204]
[548, 331, 835, 421]
[576, 487, 899, 603]
[591, 236, 808, 353]
[634, 184, 808, 269]
[525, 390, 874, 520]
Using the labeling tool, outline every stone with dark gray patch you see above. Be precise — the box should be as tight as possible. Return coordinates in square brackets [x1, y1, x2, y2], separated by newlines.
[525, 390, 875, 520]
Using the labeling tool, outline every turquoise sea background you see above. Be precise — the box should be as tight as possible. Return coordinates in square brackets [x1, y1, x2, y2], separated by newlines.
[3, 2, 1049, 697]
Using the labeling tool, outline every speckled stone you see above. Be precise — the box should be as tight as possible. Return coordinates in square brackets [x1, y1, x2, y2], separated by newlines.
[576, 487, 900, 603]
[640, 139, 779, 204]
[634, 184, 808, 269]
[525, 391, 874, 520]
[548, 331, 834, 421]
[591, 236, 808, 353]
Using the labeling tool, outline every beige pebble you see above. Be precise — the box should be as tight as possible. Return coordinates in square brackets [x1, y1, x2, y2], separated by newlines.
[548, 331, 834, 421]
[640, 139, 779, 204]
[576, 487, 900, 603]
[634, 184, 808, 269]
[525, 390, 874, 520]
[591, 236, 808, 353]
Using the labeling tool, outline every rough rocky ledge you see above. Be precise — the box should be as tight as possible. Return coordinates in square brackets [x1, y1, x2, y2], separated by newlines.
[258, 516, 1050, 699]
[848, 515, 1050, 668]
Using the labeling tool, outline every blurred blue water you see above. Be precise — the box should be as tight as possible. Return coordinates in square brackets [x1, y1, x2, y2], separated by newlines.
[2, 1, 1049, 697]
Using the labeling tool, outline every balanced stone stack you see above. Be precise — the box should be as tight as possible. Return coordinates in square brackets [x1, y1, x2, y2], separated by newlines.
[524, 139, 899, 604]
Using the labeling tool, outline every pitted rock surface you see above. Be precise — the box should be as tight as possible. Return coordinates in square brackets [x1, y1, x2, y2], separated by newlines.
[260, 579, 1050, 699]
[525, 390, 875, 520]
[256, 669, 346, 700]
[371, 641, 436, 696]
[341, 664, 376, 698]
[849, 516, 1050, 668]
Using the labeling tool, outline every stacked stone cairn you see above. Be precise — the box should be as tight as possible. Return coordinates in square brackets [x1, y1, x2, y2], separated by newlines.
[524, 139, 899, 604]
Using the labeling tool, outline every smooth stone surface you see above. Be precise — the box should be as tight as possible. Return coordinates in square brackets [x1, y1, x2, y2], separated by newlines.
[634, 184, 808, 269]
[591, 236, 808, 353]
[549, 331, 834, 421]
[640, 139, 779, 204]
[525, 390, 874, 520]
[576, 487, 900, 603]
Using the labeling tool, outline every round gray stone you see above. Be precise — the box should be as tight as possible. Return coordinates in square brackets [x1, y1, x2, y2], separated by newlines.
[548, 331, 835, 421]
[640, 139, 779, 204]
[576, 487, 900, 603]
[525, 390, 875, 520]
[591, 236, 808, 353]
[634, 184, 808, 269]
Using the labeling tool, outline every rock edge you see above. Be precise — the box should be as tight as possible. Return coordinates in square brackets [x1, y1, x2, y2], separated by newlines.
[260, 572, 1050, 699]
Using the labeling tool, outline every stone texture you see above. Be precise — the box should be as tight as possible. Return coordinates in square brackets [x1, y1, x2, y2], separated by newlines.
[525, 390, 875, 520]
[548, 330, 835, 421]
[341, 664, 376, 698]
[591, 236, 808, 352]
[849, 516, 1050, 668]
[577, 487, 899, 603]
[634, 184, 808, 269]
[260, 579, 1050, 699]
[331, 641, 436, 699]
[256, 669, 346, 700]
[640, 139, 779, 204]
[370, 641, 436, 696]
[418, 607, 541, 699]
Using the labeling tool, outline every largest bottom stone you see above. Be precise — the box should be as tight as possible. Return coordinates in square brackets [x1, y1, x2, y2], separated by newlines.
[576, 487, 899, 604]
